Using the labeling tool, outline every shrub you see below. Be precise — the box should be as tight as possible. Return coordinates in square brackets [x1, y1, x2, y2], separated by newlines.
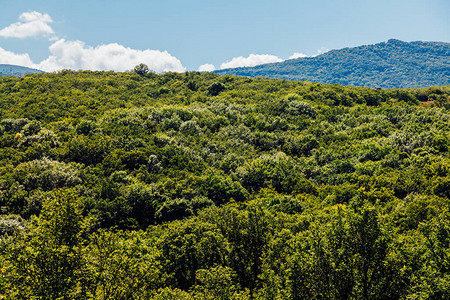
[15, 158, 83, 191]
[207, 82, 226, 96]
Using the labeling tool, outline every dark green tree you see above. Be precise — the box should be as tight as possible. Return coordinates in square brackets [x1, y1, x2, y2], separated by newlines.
[134, 63, 150, 75]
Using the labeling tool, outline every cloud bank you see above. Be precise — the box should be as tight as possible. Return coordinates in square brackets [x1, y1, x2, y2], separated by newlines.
[36, 39, 185, 73]
[201, 49, 327, 71]
[0, 47, 34, 66]
[220, 54, 283, 69]
[288, 52, 308, 59]
[0, 39, 185, 73]
[313, 47, 330, 57]
[198, 64, 216, 72]
[0, 11, 54, 39]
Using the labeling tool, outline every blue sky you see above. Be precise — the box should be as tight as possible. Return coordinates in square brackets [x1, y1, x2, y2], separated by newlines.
[0, 0, 448, 72]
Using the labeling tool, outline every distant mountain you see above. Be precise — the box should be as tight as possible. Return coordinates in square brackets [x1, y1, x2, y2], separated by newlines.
[215, 40, 450, 88]
[0, 64, 44, 77]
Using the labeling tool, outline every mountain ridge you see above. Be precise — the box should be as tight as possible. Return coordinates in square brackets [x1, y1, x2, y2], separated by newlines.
[0, 64, 44, 77]
[215, 39, 450, 88]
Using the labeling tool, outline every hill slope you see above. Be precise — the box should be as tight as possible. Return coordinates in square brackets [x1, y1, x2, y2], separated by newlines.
[0, 71, 449, 298]
[215, 39, 450, 88]
[0, 64, 44, 77]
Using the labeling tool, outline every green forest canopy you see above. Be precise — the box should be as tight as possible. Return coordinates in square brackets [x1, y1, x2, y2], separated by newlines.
[0, 70, 449, 299]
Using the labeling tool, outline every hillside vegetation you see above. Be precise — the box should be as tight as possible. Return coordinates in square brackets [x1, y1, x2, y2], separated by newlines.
[0, 70, 449, 299]
[215, 39, 450, 89]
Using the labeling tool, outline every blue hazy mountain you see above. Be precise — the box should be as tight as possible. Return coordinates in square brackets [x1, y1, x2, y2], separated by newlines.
[0, 64, 44, 77]
[215, 40, 450, 88]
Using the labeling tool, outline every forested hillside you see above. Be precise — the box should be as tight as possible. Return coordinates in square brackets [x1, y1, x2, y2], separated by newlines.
[215, 39, 450, 89]
[0, 69, 449, 299]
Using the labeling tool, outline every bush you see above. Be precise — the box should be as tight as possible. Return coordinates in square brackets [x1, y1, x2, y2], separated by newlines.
[433, 177, 450, 199]
[15, 158, 82, 191]
[155, 199, 193, 223]
[288, 100, 317, 117]
[264, 195, 303, 214]
[207, 82, 226, 96]
[1, 118, 30, 132]
[0, 214, 24, 236]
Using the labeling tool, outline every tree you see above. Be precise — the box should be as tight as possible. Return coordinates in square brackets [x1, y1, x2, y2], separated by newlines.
[2, 189, 88, 299]
[200, 205, 271, 295]
[83, 230, 162, 299]
[310, 206, 406, 299]
[157, 218, 230, 290]
[134, 63, 150, 75]
[192, 266, 249, 299]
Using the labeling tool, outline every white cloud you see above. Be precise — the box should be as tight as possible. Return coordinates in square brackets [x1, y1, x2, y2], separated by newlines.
[288, 52, 308, 59]
[198, 63, 215, 72]
[220, 54, 283, 69]
[0, 47, 34, 66]
[36, 39, 186, 73]
[313, 47, 330, 57]
[0, 11, 54, 39]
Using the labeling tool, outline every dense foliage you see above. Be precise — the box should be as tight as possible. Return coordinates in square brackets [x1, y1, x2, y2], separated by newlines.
[0, 69, 449, 299]
[215, 39, 450, 89]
